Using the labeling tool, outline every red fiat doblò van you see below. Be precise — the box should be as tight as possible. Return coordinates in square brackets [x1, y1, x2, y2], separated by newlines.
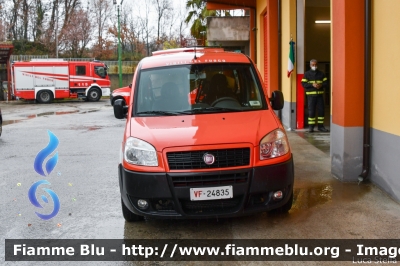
[113, 48, 294, 221]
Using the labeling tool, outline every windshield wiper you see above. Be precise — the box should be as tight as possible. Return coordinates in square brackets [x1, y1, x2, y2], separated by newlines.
[136, 111, 182, 116]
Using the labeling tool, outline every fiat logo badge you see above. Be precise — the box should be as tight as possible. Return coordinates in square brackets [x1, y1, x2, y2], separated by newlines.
[203, 153, 215, 165]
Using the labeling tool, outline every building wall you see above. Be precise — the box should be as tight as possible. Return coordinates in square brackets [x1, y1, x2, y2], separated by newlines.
[252, 0, 400, 202]
[207, 17, 250, 41]
[256, 1, 266, 81]
[369, 0, 400, 201]
[207, 16, 250, 56]
[256, 0, 296, 130]
[372, 0, 400, 135]
[280, 0, 297, 130]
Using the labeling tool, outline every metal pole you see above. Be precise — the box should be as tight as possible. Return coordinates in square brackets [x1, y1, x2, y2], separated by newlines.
[117, 5, 122, 88]
[56, 6, 58, 58]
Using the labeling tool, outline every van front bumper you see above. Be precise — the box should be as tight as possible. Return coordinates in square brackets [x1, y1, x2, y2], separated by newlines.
[118, 155, 294, 219]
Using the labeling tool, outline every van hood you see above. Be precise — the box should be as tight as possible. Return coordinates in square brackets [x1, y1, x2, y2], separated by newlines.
[129, 111, 280, 151]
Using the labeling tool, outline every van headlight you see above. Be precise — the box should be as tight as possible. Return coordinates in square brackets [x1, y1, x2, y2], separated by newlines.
[260, 129, 289, 160]
[124, 137, 158, 166]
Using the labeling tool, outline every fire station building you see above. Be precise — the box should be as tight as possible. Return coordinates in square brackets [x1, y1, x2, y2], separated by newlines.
[206, 0, 400, 202]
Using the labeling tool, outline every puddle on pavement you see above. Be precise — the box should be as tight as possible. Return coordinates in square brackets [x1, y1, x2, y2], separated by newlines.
[26, 110, 80, 118]
[292, 181, 372, 211]
[292, 184, 333, 210]
[87, 126, 101, 131]
[79, 110, 99, 114]
[3, 120, 22, 126]
[3, 110, 84, 125]
[69, 125, 103, 131]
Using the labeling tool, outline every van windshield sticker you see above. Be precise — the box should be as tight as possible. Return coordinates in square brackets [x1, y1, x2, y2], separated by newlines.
[204, 59, 226, 63]
[249, 101, 261, 106]
[166, 61, 192, 66]
[165, 58, 226, 66]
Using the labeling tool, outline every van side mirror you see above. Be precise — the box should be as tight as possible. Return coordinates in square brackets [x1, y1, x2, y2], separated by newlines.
[129, 84, 132, 88]
[113, 99, 128, 119]
[270, 90, 284, 110]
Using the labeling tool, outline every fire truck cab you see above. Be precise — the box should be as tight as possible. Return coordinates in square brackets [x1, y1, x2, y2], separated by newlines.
[12, 59, 111, 103]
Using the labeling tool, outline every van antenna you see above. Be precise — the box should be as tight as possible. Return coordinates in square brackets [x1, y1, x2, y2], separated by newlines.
[194, 45, 197, 60]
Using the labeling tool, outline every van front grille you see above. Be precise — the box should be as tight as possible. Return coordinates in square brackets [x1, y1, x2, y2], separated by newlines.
[167, 148, 250, 170]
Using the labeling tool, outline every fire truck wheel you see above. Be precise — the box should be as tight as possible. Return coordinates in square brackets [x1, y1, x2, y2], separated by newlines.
[121, 198, 144, 222]
[88, 88, 101, 102]
[37, 90, 54, 104]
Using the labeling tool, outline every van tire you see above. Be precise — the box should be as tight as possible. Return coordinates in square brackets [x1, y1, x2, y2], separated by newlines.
[111, 96, 125, 107]
[87, 88, 101, 102]
[37, 90, 54, 104]
[121, 198, 144, 222]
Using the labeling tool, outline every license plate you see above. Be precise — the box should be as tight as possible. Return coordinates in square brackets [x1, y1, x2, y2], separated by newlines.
[190, 186, 233, 201]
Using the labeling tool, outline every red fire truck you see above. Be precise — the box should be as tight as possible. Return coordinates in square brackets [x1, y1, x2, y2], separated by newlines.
[11, 59, 111, 103]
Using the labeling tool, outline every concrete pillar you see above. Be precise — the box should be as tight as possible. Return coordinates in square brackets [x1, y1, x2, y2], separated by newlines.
[280, 0, 297, 130]
[331, 0, 365, 181]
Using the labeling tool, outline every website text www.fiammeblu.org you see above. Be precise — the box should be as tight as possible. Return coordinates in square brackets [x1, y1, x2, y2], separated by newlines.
[5, 239, 400, 262]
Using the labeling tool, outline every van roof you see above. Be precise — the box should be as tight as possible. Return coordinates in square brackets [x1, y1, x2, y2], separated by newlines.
[141, 47, 250, 69]
[152, 47, 225, 56]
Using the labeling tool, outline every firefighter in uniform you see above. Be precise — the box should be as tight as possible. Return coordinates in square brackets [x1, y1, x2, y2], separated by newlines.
[301, 59, 329, 132]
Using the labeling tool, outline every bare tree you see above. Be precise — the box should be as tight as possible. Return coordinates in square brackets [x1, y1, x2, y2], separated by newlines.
[59, 8, 92, 57]
[31, 0, 46, 41]
[9, 0, 22, 40]
[0, 0, 11, 41]
[120, 7, 135, 55]
[152, 0, 172, 42]
[21, 0, 29, 40]
[61, 0, 80, 33]
[90, 0, 112, 57]
[47, 0, 57, 39]
[3, 0, 192, 57]
[137, 1, 153, 56]
[168, 1, 188, 47]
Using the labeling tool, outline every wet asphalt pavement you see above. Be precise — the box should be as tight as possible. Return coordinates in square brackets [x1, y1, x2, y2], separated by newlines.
[1, 99, 400, 266]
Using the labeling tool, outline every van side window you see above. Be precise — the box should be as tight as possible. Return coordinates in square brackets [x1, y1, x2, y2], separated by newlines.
[76, 66, 86, 75]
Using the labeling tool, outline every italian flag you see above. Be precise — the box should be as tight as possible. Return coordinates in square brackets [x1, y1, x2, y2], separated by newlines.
[287, 40, 295, 77]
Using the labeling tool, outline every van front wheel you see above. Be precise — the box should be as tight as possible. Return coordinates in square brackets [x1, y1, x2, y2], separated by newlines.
[121, 198, 144, 222]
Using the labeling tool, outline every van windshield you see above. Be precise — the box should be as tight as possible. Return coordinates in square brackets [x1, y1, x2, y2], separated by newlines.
[135, 64, 266, 116]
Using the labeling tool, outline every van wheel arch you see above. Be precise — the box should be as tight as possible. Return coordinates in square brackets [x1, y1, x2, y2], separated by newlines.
[121, 198, 144, 222]
[111, 96, 125, 106]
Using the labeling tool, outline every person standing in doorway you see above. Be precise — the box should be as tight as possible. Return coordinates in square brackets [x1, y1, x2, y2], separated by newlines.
[301, 59, 329, 132]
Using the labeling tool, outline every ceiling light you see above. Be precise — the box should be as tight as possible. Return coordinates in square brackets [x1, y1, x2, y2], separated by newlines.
[315, 20, 331, 24]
